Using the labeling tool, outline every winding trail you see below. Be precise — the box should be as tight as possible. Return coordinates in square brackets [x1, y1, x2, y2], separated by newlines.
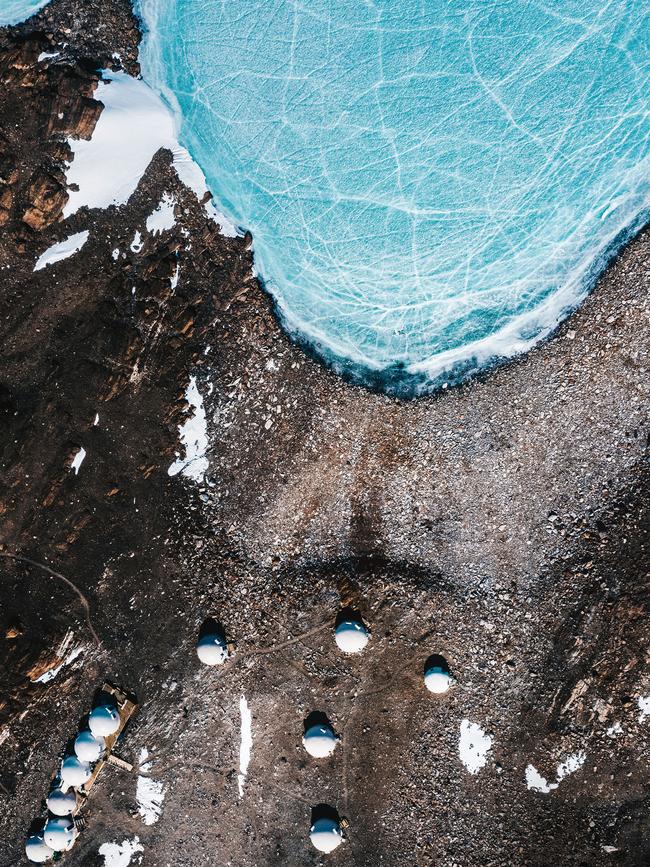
[0, 551, 101, 646]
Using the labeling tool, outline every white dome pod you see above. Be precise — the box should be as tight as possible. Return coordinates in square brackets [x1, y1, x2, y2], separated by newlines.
[74, 729, 105, 763]
[424, 667, 454, 694]
[303, 724, 339, 758]
[25, 834, 54, 863]
[60, 755, 92, 790]
[334, 619, 369, 654]
[46, 787, 77, 817]
[310, 817, 343, 853]
[88, 704, 120, 737]
[43, 816, 77, 852]
[197, 633, 228, 666]
[424, 655, 454, 694]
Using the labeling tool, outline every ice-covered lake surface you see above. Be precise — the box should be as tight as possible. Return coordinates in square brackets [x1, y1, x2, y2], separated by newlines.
[0, 0, 49, 26]
[137, 0, 649, 392]
[9, 1, 650, 392]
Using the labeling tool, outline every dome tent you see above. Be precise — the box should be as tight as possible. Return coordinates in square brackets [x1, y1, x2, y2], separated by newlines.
[303, 724, 339, 758]
[196, 616, 229, 666]
[46, 786, 77, 817]
[310, 816, 343, 853]
[334, 611, 369, 654]
[74, 729, 105, 762]
[302, 712, 339, 758]
[25, 832, 54, 863]
[43, 816, 77, 852]
[309, 804, 345, 854]
[197, 633, 228, 665]
[424, 653, 454, 694]
[60, 755, 92, 790]
[88, 703, 120, 737]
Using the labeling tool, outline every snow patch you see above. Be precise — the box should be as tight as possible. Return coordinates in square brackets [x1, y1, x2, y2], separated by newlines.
[526, 751, 586, 793]
[70, 446, 86, 475]
[556, 751, 586, 781]
[138, 747, 152, 772]
[606, 722, 623, 737]
[146, 192, 176, 235]
[31, 631, 85, 684]
[237, 696, 252, 798]
[130, 230, 143, 253]
[99, 837, 143, 867]
[167, 376, 209, 484]
[458, 719, 492, 775]
[62, 71, 237, 236]
[38, 51, 60, 62]
[34, 230, 89, 271]
[637, 695, 650, 722]
[136, 750, 165, 825]
[525, 765, 556, 793]
[170, 147, 238, 236]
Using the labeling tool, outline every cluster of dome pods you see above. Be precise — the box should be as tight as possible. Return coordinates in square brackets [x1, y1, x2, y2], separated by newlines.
[197, 610, 454, 854]
[25, 703, 121, 862]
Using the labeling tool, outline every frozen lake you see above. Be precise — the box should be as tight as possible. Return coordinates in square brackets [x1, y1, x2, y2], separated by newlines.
[138, 0, 649, 391]
[9, 0, 650, 392]
[0, 0, 49, 26]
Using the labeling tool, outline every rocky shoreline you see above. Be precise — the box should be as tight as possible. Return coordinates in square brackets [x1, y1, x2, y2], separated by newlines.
[0, 1, 648, 864]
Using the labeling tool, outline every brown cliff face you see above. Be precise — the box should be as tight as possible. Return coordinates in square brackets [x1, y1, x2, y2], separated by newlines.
[21, 166, 67, 229]
[0, 0, 138, 237]
[0, 1, 649, 866]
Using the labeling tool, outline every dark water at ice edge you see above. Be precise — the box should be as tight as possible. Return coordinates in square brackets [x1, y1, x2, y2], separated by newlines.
[265, 212, 650, 399]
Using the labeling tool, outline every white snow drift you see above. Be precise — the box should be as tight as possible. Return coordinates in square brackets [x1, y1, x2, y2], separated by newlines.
[238, 696, 253, 799]
[146, 192, 176, 235]
[167, 376, 209, 484]
[70, 446, 86, 475]
[136, 749, 165, 825]
[99, 837, 144, 867]
[63, 71, 237, 236]
[525, 750, 586, 793]
[34, 231, 89, 271]
[458, 719, 492, 775]
[30, 629, 85, 684]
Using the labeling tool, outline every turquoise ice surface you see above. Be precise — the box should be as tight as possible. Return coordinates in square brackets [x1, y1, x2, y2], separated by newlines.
[9, 0, 650, 392]
[138, 0, 649, 392]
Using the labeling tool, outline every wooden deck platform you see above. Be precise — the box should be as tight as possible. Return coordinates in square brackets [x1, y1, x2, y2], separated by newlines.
[81, 682, 138, 795]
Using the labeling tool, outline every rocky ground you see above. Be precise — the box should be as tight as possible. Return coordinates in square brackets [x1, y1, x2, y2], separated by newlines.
[0, 1, 648, 865]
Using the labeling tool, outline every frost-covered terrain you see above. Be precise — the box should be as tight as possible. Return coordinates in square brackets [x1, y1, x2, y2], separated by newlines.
[137, 0, 650, 390]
